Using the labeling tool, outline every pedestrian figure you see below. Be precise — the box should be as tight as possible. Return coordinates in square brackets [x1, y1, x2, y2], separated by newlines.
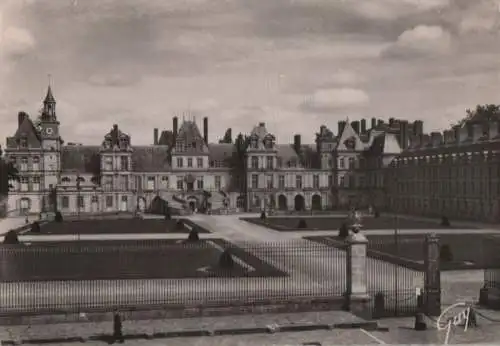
[467, 307, 478, 328]
[112, 311, 124, 344]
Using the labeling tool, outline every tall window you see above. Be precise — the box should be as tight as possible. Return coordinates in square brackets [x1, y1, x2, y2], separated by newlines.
[296, 175, 302, 189]
[267, 157, 274, 169]
[215, 176, 221, 190]
[103, 175, 112, 191]
[32, 157, 40, 171]
[251, 174, 258, 189]
[196, 157, 203, 168]
[177, 157, 183, 168]
[62, 196, 69, 209]
[187, 158, 193, 167]
[266, 175, 274, 189]
[349, 157, 355, 169]
[106, 196, 113, 207]
[20, 157, 28, 171]
[20, 137, 28, 148]
[32, 176, 41, 191]
[313, 175, 319, 189]
[147, 176, 155, 190]
[177, 177, 183, 190]
[104, 157, 112, 171]
[77, 196, 84, 209]
[339, 157, 345, 169]
[251, 156, 258, 169]
[120, 175, 129, 190]
[278, 175, 285, 189]
[120, 156, 128, 171]
[328, 175, 333, 187]
[20, 177, 28, 191]
[161, 176, 169, 188]
[197, 179, 204, 190]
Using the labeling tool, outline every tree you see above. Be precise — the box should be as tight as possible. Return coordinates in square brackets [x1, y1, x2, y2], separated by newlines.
[452, 104, 500, 128]
[0, 145, 19, 197]
[219, 128, 233, 144]
[225, 133, 249, 210]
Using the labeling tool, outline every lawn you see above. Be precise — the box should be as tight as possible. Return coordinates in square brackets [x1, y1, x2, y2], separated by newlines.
[0, 239, 286, 282]
[22, 218, 209, 235]
[243, 216, 476, 231]
[305, 233, 500, 271]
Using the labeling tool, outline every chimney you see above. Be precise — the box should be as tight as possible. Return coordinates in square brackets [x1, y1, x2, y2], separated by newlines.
[360, 119, 367, 134]
[351, 121, 360, 134]
[399, 121, 409, 150]
[371, 117, 377, 130]
[113, 124, 118, 131]
[430, 131, 442, 147]
[338, 121, 346, 135]
[377, 119, 384, 127]
[413, 120, 424, 136]
[389, 118, 395, 127]
[173, 117, 178, 138]
[294, 134, 301, 152]
[18, 112, 27, 127]
[153, 128, 159, 145]
[259, 122, 265, 127]
[203, 117, 208, 144]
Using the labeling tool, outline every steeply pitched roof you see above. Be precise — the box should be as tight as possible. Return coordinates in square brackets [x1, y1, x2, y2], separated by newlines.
[60, 145, 100, 173]
[6, 114, 42, 149]
[44, 86, 56, 104]
[158, 130, 173, 146]
[208, 143, 234, 162]
[131, 146, 171, 172]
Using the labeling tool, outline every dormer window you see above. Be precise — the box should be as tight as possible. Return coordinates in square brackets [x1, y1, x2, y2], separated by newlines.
[20, 137, 28, 148]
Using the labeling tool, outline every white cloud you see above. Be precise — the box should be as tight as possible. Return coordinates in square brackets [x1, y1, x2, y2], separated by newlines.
[458, 0, 500, 34]
[382, 25, 452, 58]
[303, 88, 370, 112]
[88, 73, 141, 87]
[341, 0, 450, 20]
[329, 70, 366, 86]
[0, 26, 35, 59]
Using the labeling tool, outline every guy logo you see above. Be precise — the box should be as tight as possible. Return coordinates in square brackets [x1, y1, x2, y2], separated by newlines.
[436, 302, 473, 345]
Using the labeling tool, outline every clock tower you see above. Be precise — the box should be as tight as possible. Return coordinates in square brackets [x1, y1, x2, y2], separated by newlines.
[38, 84, 62, 191]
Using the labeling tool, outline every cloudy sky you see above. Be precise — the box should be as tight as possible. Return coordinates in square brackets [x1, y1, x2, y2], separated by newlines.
[1, 0, 500, 146]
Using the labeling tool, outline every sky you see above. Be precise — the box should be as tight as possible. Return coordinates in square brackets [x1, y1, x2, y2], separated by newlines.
[1, 0, 500, 146]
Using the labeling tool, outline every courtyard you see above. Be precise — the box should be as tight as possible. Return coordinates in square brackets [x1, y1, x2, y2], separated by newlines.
[21, 218, 210, 235]
[241, 215, 477, 231]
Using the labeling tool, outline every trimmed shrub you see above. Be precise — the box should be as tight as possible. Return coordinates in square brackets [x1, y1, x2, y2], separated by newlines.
[176, 219, 184, 231]
[297, 219, 307, 229]
[31, 221, 41, 233]
[440, 244, 453, 262]
[338, 223, 349, 239]
[3, 230, 19, 245]
[55, 211, 63, 222]
[218, 249, 234, 270]
[440, 216, 450, 227]
[187, 228, 199, 242]
[260, 211, 266, 220]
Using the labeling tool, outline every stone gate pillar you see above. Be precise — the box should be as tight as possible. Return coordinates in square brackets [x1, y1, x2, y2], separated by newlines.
[346, 232, 371, 318]
[424, 233, 441, 316]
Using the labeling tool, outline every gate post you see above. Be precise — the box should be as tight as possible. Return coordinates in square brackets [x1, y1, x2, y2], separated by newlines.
[424, 233, 441, 316]
[346, 232, 371, 318]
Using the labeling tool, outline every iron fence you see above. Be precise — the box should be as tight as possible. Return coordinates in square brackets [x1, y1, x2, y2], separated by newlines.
[0, 240, 347, 315]
[367, 233, 426, 318]
[483, 235, 500, 289]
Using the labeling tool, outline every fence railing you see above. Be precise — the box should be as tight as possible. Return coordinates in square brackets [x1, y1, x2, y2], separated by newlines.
[0, 240, 348, 315]
[483, 235, 500, 289]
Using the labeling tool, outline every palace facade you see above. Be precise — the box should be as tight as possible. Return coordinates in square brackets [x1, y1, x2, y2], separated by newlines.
[386, 115, 500, 222]
[4, 86, 414, 215]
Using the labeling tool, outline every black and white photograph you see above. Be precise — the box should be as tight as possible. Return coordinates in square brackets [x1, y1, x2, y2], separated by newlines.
[1, 0, 500, 344]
